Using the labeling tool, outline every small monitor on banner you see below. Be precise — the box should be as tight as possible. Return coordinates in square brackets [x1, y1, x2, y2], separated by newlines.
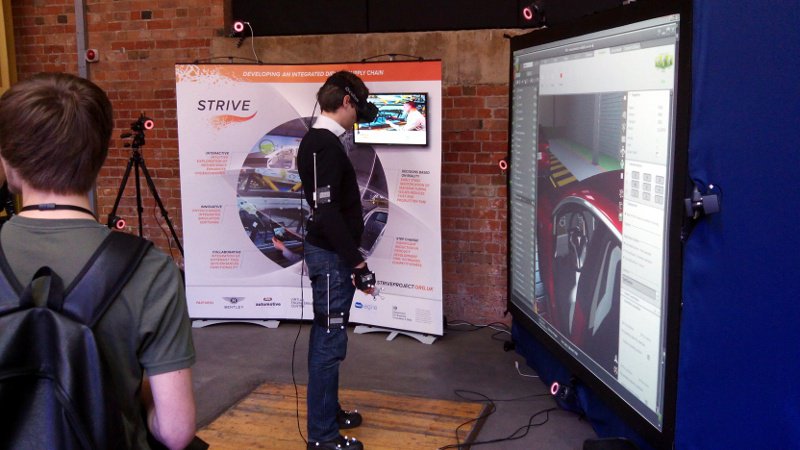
[353, 93, 429, 147]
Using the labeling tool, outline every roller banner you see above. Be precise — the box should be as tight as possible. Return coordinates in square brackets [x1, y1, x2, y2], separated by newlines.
[175, 62, 443, 335]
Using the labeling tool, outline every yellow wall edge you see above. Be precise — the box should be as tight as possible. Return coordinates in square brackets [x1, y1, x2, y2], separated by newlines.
[0, 0, 17, 94]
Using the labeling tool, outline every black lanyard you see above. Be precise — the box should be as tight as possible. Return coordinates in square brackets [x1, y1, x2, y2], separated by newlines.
[20, 203, 97, 220]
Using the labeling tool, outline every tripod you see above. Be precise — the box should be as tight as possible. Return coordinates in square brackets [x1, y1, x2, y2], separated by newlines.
[107, 115, 184, 257]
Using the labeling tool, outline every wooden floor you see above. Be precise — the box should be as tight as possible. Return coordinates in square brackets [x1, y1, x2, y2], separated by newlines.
[198, 382, 487, 449]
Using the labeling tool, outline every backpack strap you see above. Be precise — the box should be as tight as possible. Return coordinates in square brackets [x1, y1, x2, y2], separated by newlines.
[27, 266, 66, 311]
[62, 231, 152, 327]
[0, 233, 23, 314]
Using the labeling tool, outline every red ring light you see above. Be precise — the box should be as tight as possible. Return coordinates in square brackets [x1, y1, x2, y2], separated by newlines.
[498, 159, 509, 171]
[114, 218, 126, 230]
[550, 381, 560, 396]
[523, 6, 534, 21]
[233, 21, 245, 33]
[144, 119, 155, 130]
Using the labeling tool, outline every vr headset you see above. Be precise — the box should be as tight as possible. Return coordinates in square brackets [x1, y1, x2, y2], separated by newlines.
[325, 73, 379, 124]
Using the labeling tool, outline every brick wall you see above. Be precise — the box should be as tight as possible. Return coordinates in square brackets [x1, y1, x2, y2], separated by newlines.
[441, 85, 509, 322]
[11, 1, 224, 263]
[10, 4, 514, 324]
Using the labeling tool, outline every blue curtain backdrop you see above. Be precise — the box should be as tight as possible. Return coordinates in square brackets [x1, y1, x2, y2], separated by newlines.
[676, 0, 800, 448]
[514, 1, 800, 448]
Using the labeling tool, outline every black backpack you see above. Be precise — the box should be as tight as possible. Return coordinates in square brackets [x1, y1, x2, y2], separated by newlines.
[0, 231, 151, 450]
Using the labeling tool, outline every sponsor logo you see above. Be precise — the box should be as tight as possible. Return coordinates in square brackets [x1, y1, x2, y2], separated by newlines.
[391, 305, 411, 322]
[256, 297, 281, 307]
[290, 297, 312, 308]
[195, 299, 213, 305]
[355, 301, 378, 312]
[222, 296, 245, 310]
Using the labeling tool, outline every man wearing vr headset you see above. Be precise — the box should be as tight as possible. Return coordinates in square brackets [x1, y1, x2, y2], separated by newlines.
[297, 71, 379, 450]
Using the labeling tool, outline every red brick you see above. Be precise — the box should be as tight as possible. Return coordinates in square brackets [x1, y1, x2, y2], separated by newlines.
[445, 86, 462, 96]
[12, 3, 510, 322]
[477, 85, 507, 96]
[453, 97, 484, 108]
[451, 141, 481, 152]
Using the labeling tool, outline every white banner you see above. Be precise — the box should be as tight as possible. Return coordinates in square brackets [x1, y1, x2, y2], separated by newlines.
[176, 62, 443, 335]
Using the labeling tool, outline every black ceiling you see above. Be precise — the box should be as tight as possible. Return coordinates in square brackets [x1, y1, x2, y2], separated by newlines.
[231, 0, 622, 36]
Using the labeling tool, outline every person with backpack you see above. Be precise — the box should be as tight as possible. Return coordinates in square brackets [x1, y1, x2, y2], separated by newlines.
[0, 73, 196, 449]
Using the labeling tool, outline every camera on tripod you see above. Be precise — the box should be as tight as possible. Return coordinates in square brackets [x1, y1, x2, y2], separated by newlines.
[107, 113, 184, 257]
[120, 114, 155, 151]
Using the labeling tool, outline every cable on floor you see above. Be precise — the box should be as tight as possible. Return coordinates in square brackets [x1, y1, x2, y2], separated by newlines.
[438, 388, 560, 449]
[434, 389, 554, 449]
[446, 319, 516, 348]
[446, 320, 511, 336]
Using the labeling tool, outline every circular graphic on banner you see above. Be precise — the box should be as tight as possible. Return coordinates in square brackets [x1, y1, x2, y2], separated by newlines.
[236, 118, 389, 268]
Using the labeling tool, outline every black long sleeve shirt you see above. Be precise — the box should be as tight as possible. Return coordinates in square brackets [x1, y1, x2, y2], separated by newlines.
[297, 127, 365, 268]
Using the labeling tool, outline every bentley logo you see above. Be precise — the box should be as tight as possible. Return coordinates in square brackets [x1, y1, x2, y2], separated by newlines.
[223, 297, 245, 304]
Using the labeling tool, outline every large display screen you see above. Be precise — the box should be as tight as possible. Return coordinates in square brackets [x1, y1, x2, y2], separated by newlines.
[354, 93, 428, 146]
[508, 1, 690, 445]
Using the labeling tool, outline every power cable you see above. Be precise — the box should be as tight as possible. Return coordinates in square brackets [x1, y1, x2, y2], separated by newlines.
[446, 320, 511, 335]
[438, 388, 561, 450]
[446, 320, 514, 345]
[291, 187, 309, 445]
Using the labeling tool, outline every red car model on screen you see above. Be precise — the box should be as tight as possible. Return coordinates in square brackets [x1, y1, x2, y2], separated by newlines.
[535, 135, 623, 377]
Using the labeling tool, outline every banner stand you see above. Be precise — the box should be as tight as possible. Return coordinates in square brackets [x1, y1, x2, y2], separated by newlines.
[354, 325, 438, 345]
[177, 62, 444, 336]
[192, 319, 280, 329]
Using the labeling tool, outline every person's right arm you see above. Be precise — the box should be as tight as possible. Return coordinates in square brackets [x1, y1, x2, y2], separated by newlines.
[143, 369, 196, 450]
[137, 250, 198, 449]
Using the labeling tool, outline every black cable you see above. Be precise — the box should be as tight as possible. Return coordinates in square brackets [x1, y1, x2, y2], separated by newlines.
[434, 389, 553, 450]
[152, 202, 177, 261]
[191, 56, 261, 64]
[490, 330, 509, 342]
[294, 102, 319, 444]
[291, 292, 306, 444]
[447, 320, 511, 339]
[462, 407, 558, 448]
[448, 390, 496, 449]
[292, 185, 309, 445]
[438, 388, 561, 450]
[360, 53, 424, 62]
[446, 320, 510, 333]
[305, 101, 318, 131]
[455, 390, 549, 403]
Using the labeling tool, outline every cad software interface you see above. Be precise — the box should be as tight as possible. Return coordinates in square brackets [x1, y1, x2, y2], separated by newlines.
[509, 14, 682, 429]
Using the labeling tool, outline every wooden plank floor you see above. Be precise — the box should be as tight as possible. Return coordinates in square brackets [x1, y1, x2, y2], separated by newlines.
[198, 382, 486, 449]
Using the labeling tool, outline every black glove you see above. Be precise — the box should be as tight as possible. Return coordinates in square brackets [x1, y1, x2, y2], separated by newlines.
[352, 264, 376, 291]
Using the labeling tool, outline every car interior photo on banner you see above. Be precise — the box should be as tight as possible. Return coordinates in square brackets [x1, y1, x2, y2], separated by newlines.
[535, 93, 624, 378]
[237, 117, 390, 268]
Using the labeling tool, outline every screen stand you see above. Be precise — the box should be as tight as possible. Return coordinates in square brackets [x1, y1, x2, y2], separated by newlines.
[354, 325, 437, 345]
[192, 319, 280, 329]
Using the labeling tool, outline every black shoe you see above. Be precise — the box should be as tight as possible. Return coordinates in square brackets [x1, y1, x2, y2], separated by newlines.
[337, 409, 363, 429]
[307, 435, 363, 450]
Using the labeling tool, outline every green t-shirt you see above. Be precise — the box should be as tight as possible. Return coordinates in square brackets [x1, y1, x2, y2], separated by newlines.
[0, 216, 195, 449]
